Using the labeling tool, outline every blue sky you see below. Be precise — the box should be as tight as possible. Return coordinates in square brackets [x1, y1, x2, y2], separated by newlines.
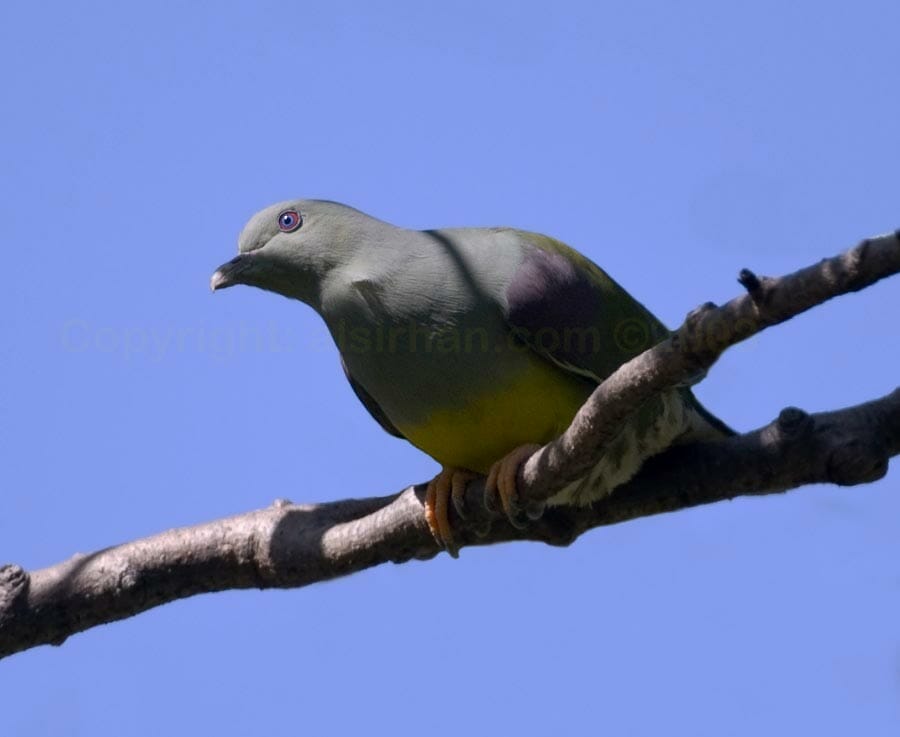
[2, 1, 899, 734]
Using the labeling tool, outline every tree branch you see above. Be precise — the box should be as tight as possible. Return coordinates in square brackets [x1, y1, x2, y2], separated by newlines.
[1, 231, 897, 659]
[516, 230, 900, 506]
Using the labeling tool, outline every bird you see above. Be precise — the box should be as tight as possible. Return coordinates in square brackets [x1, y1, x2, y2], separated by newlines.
[211, 199, 732, 556]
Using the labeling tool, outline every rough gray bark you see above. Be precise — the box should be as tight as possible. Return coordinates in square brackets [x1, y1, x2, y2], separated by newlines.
[1, 231, 897, 660]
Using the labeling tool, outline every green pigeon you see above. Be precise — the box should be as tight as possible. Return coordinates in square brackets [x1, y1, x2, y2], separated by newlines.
[211, 200, 731, 555]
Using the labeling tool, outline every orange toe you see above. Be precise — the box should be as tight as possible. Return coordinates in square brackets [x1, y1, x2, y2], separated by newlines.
[451, 469, 477, 520]
[485, 444, 541, 527]
[424, 467, 476, 557]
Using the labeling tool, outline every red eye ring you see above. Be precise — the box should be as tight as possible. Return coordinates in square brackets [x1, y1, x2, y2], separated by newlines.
[277, 209, 302, 232]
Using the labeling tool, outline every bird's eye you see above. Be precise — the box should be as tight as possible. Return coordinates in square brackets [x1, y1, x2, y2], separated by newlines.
[277, 210, 302, 232]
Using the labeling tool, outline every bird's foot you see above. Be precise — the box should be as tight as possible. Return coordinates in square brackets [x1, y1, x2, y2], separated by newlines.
[485, 444, 543, 529]
[425, 467, 478, 558]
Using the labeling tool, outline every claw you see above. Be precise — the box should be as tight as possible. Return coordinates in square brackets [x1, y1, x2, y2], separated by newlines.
[525, 499, 546, 520]
[485, 444, 541, 529]
[451, 470, 476, 520]
[484, 464, 501, 514]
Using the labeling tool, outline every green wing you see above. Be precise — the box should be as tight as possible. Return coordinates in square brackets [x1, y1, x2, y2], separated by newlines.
[504, 233, 670, 384]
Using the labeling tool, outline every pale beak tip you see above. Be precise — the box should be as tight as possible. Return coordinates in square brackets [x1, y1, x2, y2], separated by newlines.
[210, 270, 227, 292]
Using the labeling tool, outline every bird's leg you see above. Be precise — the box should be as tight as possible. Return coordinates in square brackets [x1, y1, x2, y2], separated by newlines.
[424, 467, 477, 558]
[485, 444, 542, 530]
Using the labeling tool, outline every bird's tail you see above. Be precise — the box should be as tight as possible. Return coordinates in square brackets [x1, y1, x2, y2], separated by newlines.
[679, 388, 735, 442]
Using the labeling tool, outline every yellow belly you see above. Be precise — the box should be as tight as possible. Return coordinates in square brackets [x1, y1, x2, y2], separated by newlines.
[396, 358, 592, 473]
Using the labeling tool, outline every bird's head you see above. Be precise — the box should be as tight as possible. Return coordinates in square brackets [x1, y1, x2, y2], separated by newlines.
[210, 199, 386, 306]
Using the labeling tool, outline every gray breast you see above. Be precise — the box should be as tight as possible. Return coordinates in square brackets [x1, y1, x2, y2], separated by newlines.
[322, 228, 527, 428]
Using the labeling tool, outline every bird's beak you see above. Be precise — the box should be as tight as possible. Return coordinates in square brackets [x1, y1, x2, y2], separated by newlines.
[210, 254, 254, 291]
